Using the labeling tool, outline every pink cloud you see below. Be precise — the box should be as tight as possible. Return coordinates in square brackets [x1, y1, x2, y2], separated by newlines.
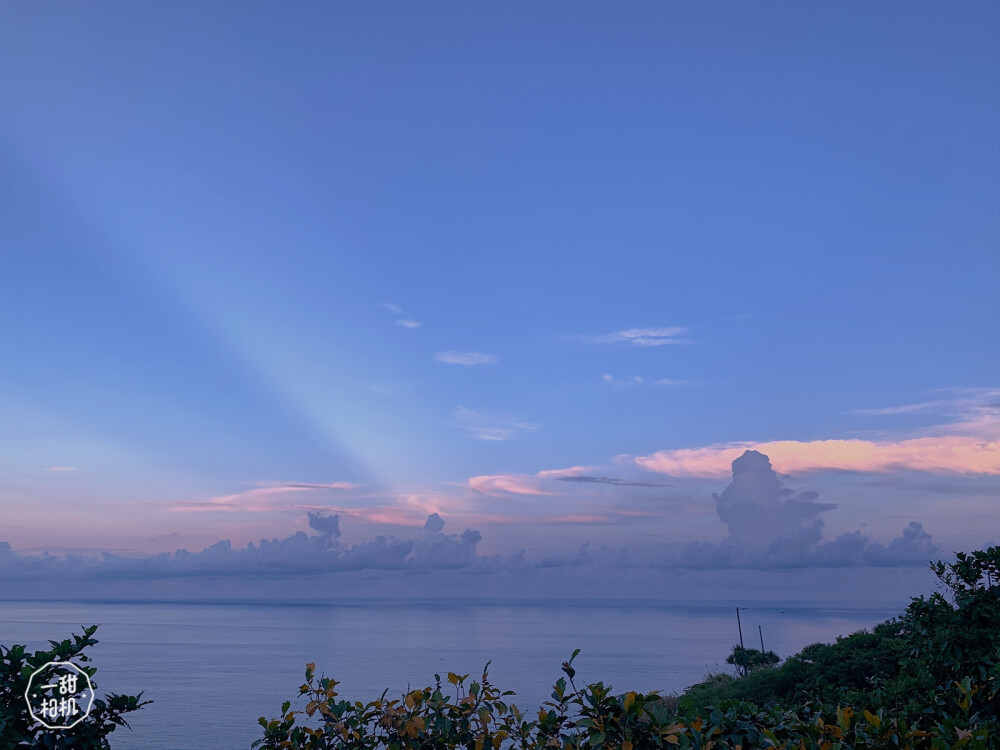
[635, 436, 1000, 477]
[535, 466, 596, 479]
[321, 505, 428, 527]
[258, 482, 358, 491]
[455, 512, 610, 525]
[468, 474, 555, 496]
[43, 466, 76, 472]
[312, 494, 458, 529]
[169, 481, 359, 513]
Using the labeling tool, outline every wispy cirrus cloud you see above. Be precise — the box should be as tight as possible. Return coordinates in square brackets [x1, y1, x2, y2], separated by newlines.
[852, 388, 1000, 422]
[602, 374, 696, 389]
[535, 466, 595, 479]
[44, 466, 76, 472]
[436, 351, 499, 366]
[379, 303, 403, 315]
[468, 474, 554, 496]
[852, 401, 945, 417]
[453, 407, 538, 441]
[602, 374, 645, 388]
[169, 481, 358, 513]
[469, 465, 669, 494]
[574, 327, 689, 347]
[554, 475, 671, 488]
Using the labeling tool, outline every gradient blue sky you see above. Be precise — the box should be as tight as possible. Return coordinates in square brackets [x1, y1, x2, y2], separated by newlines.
[1, 2, 997, 569]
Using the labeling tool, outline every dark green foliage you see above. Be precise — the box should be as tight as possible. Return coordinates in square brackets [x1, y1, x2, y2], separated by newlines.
[0, 624, 150, 749]
[887, 547, 1000, 725]
[678, 546, 1000, 746]
[686, 622, 909, 709]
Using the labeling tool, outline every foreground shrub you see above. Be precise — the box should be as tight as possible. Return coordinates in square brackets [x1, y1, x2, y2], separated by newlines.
[0, 624, 150, 749]
[255, 651, 994, 749]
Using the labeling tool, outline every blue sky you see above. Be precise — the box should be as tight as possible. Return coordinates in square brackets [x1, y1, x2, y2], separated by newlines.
[0, 2, 997, 576]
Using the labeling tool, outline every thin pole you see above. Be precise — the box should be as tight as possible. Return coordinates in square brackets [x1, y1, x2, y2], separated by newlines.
[736, 607, 745, 650]
[758, 624, 765, 653]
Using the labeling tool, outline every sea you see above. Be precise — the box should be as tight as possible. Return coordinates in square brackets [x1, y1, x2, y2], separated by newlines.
[0, 598, 900, 749]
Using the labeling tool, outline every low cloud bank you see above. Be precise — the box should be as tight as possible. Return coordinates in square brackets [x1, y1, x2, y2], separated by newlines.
[0, 512, 481, 581]
[1, 452, 942, 581]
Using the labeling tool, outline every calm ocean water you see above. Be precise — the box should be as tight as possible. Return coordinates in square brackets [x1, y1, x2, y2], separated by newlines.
[0, 599, 897, 749]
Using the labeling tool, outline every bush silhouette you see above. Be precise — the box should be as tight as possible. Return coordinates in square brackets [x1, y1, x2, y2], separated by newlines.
[0, 624, 150, 749]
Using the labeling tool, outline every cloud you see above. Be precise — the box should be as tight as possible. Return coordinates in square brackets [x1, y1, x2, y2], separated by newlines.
[853, 388, 999, 420]
[424, 513, 446, 535]
[535, 466, 596, 479]
[43, 466, 76, 472]
[258, 492, 451, 530]
[0, 468, 942, 582]
[852, 401, 944, 416]
[468, 465, 670, 494]
[453, 407, 538, 441]
[466, 513, 612, 526]
[307, 511, 342, 538]
[396, 319, 421, 328]
[600, 375, 695, 388]
[169, 481, 358, 513]
[468, 474, 554, 496]
[435, 351, 500, 366]
[712, 450, 834, 545]
[539, 542, 630, 569]
[380, 303, 403, 314]
[602, 374, 645, 388]
[576, 327, 689, 347]
[281, 482, 359, 491]
[670, 450, 940, 570]
[635, 436, 1000, 477]
[553, 475, 671, 488]
[0, 514, 487, 580]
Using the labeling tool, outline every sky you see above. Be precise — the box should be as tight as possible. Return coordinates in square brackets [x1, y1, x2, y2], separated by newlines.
[1, 2, 998, 595]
